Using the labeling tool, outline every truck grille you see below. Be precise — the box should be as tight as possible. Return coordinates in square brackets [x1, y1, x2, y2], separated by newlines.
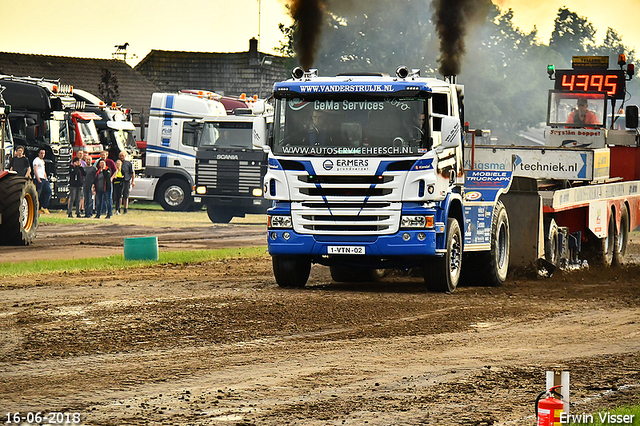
[197, 160, 262, 194]
[292, 202, 401, 235]
[54, 145, 72, 191]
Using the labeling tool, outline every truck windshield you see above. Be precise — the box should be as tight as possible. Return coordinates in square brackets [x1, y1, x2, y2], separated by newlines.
[547, 91, 606, 128]
[78, 120, 100, 144]
[48, 119, 70, 145]
[273, 97, 427, 156]
[198, 122, 254, 149]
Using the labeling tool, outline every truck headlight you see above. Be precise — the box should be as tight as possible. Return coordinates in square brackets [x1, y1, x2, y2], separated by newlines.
[268, 215, 292, 228]
[401, 215, 434, 228]
[252, 188, 263, 197]
[196, 186, 207, 195]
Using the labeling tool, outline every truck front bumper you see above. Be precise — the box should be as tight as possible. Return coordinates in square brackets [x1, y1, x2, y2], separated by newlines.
[267, 229, 438, 257]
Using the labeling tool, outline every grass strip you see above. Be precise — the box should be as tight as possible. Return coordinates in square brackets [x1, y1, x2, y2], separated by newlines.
[0, 247, 269, 277]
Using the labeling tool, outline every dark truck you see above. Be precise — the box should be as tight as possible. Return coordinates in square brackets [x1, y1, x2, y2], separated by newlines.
[194, 107, 271, 223]
[0, 76, 73, 206]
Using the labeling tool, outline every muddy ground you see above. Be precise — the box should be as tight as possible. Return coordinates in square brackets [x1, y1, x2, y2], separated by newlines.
[1, 215, 640, 425]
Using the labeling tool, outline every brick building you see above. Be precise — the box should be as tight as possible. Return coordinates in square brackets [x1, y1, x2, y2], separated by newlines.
[134, 38, 289, 99]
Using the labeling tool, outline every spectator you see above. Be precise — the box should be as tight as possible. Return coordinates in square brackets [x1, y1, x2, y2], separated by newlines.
[33, 149, 51, 214]
[76, 149, 86, 167]
[112, 159, 124, 215]
[82, 155, 96, 218]
[93, 159, 112, 219]
[68, 156, 85, 218]
[76, 150, 86, 214]
[9, 146, 31, 177]
[97, 151, 116, 215]
[119, 151, 135, 214]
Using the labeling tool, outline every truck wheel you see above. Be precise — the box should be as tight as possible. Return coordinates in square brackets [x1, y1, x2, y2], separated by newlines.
[592, 209, 615, 267]
[613, 204, 629, 266]
[544, 219, 560, 267]
[0, 175, 38, 245]
[463, 201, 510, 287]
[272, 256, 311, 288]
[424, 218, 462, 292]
[206, 205, 234, 223]
[330, 266, 383, 283]
[157, 178, 191, 211]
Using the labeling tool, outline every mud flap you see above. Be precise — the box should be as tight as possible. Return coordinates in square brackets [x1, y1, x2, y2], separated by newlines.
[501, 177, 544, 269]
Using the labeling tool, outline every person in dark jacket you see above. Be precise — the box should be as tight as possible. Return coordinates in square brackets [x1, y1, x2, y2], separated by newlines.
[118, 151, 135, 213]
[93, 159, 112, 219]
[82, 154, 96, 218]
[67, 157, 85, 218]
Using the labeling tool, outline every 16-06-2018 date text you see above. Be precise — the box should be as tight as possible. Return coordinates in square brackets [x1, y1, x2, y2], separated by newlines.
[5, 412, 81, 424]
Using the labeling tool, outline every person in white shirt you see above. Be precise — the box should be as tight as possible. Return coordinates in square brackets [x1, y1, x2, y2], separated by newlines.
[33, 149, 52, 214]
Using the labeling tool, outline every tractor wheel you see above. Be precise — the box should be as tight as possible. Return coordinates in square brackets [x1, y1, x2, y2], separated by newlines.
[0, 175, 38, 245]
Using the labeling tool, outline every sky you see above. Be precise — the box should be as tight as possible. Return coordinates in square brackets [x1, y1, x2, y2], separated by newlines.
[495, 0, 640, 49]
[1, 0, 639, 67]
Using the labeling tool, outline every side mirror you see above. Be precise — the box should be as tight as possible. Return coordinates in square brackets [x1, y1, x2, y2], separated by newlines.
[26, 125, 36, 141]
[252, 116, 267, 149]
[440, 116, 461, 150]
[625, 105, 639, 129]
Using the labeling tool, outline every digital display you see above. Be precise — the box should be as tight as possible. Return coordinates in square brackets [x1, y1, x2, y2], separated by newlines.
[554, 70, 626, 99]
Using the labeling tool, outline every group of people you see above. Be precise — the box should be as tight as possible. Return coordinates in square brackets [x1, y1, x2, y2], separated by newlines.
[9, 147, 135, 219]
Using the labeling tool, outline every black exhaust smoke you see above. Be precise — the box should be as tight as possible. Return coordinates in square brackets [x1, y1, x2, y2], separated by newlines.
[432, 0, 490, 76]
[288, 0, 327, 71]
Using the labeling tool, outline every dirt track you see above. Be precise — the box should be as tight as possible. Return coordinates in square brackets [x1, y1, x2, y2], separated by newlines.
[1, 219, 640, 425]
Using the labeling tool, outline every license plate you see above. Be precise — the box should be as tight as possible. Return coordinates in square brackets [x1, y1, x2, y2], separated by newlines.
[327, 246, 365, 255]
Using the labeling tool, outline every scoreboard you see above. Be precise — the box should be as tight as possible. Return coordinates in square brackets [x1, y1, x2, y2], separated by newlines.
[554, 69, 626, 99]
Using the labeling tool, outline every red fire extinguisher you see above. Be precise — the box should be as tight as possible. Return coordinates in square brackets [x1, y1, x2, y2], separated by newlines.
[535, 385, 564, 426]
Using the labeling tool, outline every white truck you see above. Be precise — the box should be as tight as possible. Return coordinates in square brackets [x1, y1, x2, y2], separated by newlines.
[131, 91, 227, 211]
[73, 89, 143, 170]
[259, 67, 512, 291]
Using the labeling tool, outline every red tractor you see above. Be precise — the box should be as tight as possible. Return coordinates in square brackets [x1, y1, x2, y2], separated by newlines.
[0, 95, 38, 245]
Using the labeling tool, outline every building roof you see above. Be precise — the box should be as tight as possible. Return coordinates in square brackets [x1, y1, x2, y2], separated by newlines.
[0, 52, 160, 120]
[134, 38, 291, 99]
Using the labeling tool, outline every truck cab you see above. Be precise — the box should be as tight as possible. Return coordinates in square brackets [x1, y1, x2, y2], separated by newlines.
[132, 91, 227, 211]
[72, 89, 142, 170]
[194, 102, 272, 223]
[0, 76, 73, 206]
[261, 67, 511, 291]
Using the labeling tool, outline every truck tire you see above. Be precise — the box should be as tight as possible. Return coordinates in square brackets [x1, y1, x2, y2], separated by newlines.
[544, 219, 560, 268]
[424, 218, 462, 292]
[591, 209, 615, 267]
[330, 266, 383, 283]
[206, 205, 234, 223]
[157, 178, 192, 211]
[613, 204, 629, 266]
[272, 256, 311, 288]
[462, 201, 510, 287]
[0, 175, 38, 245]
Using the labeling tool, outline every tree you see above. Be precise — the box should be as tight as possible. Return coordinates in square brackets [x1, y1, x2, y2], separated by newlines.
[549, 8, 596, 60]
[98, 67, 119, 106]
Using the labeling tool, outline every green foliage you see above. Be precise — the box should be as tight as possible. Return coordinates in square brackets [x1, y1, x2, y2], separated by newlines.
[99, 67, 119, 105]
[276, 3, 640, 140]
[549, 7, 596, 59]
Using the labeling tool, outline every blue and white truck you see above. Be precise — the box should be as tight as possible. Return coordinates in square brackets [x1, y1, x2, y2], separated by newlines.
[258, 67, 512, 291]
[131, 91, 227, 211]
